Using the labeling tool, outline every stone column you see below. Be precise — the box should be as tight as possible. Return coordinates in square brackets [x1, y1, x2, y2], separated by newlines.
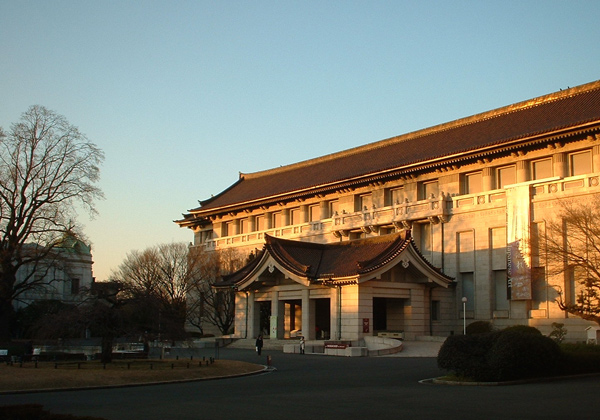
[247, 291, 257, 339]
[301, 289, 311, 339]
[593, 145, 600, 173]
[516, 160, 528, 183]
[270, 291, 284, 339]
[553, 152, 567, 178]
[482, 166, 493, 191]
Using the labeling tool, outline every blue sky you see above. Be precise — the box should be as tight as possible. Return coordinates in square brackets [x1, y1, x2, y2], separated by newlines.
[1, 0, 599, 281]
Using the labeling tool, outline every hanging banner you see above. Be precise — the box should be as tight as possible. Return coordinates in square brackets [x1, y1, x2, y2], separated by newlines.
[506, 184, 532, 300]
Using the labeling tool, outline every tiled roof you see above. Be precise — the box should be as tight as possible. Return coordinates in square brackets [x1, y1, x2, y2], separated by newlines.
[216, 231, 453, 287]
[185, 81, 600, 217]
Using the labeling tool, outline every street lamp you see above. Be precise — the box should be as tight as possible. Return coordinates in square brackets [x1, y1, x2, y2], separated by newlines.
[461, 297, 468, 335]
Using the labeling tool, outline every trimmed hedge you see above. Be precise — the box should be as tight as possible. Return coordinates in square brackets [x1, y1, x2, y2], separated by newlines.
[465, 321, 495, 335]
[437, 333, 498, 380]
[486, 330, 562, 381]
[438, 326, 564, 382]
[560, 342, 600, 375]
[0, 404, 107, 420]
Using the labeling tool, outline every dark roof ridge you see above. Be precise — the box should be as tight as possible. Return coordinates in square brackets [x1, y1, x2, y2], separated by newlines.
[238, 80, 600, 181]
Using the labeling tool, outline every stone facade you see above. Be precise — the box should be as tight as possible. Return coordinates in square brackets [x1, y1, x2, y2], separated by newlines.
[13, 236, 94, 311]
[178, 81, 600, 342]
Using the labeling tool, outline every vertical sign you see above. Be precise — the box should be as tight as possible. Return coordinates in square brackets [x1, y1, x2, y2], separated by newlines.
[506, 184, 532, 300]
[363, 318, 370, 333]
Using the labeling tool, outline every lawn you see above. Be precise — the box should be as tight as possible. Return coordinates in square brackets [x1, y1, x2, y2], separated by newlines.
[0, 359, 264, 392]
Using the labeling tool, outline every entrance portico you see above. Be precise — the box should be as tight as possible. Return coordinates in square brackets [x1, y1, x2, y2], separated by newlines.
[217, 230, 454, 342]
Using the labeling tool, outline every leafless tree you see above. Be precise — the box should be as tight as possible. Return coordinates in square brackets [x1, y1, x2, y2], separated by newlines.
[541, 195, 600, 325]
[186, 248, 246, 336]
[0, 105, 104, 339]
[110, 242, 203, 341]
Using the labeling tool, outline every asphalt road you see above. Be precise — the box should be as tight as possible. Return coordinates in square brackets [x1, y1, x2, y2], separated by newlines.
[2, 347, 599, 420]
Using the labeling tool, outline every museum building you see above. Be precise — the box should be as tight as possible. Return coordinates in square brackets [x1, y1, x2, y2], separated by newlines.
[177, 80, 600, 343]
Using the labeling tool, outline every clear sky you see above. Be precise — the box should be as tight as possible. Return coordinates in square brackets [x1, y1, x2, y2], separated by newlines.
[1, 1, 599, 282]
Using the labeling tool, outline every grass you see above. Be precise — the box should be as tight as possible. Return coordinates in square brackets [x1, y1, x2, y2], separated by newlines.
[0, 359, 264, 393]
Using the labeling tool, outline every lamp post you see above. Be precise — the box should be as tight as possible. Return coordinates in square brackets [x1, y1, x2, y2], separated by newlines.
[462, 297, 468, 335]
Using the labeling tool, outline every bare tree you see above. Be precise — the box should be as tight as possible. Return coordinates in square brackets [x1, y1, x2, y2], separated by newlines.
[186, 248, 246, 336]
[541, 195, 600, 325]
[0, 106, 104, 339]
[110, 242, 202, 341]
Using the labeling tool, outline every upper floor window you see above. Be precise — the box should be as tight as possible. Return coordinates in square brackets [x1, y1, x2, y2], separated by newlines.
[290, 208, 301, 225]
[387, 187, 405, 206]
[309, 204, 320, 222]
[569, 150, 592, 176]
[496, 165, 516, 189]
[272, 212, 283, 228]
[356, 193, 373, 211]
[256, 215, 266, 231]
[240, 218, 250, 234]
[328, 200, 339, 217]
[419, 180, 439, 200]
[531, 158, 552, 180]
[224, 221, 234, 236]
[463, 171, 483, 195]
[71, 278, 80, 295]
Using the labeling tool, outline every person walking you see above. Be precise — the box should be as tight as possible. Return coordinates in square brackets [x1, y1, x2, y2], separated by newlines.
[299, 336, 305, 354]
[255, 335, 264, 356]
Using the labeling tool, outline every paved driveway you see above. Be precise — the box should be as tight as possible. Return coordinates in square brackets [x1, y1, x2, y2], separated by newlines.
[2, 347, 599, 420]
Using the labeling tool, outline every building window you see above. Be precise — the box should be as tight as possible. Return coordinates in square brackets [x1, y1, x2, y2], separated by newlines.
[272, 212, 283, 228]
[290, 208, 301, 225]
[71, 278, 80, 295]
[309, 204, 320, 222]
[224, 221, 234, 236]
[356, 194, 373, 211]
[328, 200, 339, 217]
[431, 300, 440, 321]
[240, 218, 249, 234]
[255, 215, 265, 231]
[496, 165, 516, 189]
[493, 270, 509, 311]
[461, 272, 475, 311]
[419, 180, 439, 200]
[386, 187, 405, 206]
[531, 158, 552, 180]
[463, 172, 483, 195]
[569, 150, 592, 176]
[531, 267, 547, 310]
[416, 222, 432, 255]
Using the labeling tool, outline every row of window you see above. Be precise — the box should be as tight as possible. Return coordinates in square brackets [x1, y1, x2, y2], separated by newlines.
[213, 149, 594, 238]
[464, 150, 592, 194]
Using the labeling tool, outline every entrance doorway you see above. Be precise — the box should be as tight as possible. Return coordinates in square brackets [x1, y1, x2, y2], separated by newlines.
[258, 301, 270, 336]
[315, 298, 331, 340]
[373, 297, 406, 333]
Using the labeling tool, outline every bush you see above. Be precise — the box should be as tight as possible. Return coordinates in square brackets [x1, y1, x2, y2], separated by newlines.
[487, 330, 562, 381]
[466, 321, 495, 335]
[0, 404, 107, 420]
[501, 325, 542, 335]
[560, 342, 600, 375]
[437, 333, 498, 380]
[438, 326, 564, 382]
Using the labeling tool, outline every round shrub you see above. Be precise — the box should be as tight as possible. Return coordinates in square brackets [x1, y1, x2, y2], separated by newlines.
[501, 325, 542, 335]
[486, 329, 562, 381]
[438, 333, 497, 380]
[466, 321, 495, 335]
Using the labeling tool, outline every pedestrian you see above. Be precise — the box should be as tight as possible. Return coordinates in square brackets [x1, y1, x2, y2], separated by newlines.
[299, 336, 305, 354]
[255, 334, 263, 356]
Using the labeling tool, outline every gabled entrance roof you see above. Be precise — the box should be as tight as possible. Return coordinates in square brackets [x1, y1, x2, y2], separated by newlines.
[215, 231, 454, 290]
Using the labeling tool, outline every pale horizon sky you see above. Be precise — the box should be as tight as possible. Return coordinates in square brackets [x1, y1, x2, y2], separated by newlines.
[2, 1, 600, 281]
